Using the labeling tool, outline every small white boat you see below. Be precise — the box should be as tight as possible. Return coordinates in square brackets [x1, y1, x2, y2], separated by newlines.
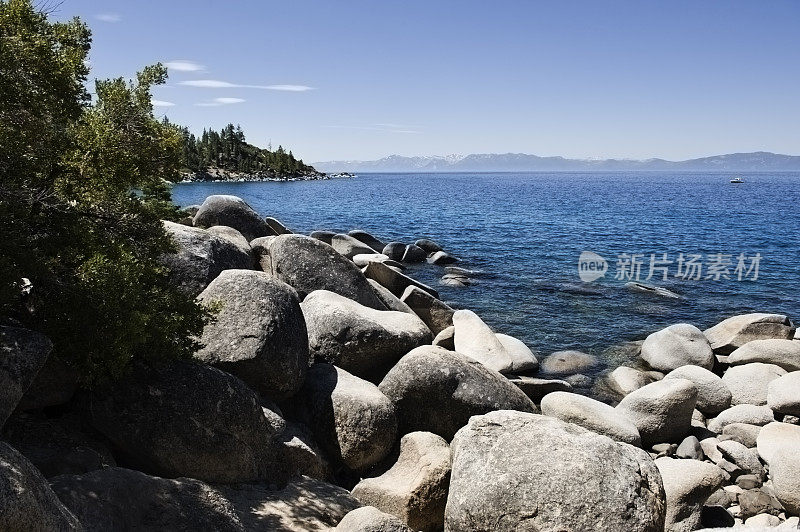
[730, 177, 745, 183]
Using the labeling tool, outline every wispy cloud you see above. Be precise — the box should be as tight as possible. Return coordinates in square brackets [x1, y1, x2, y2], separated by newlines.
[322, 125, 421, 134]
[180, 79, 314, 91]
[95, 13, 121, 23]
[151, 99, 176, 107]
[196, 97, 246, 107]
[164, 60, 205, 72]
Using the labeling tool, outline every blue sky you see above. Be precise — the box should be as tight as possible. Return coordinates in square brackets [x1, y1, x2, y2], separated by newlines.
[57, 1, 800, 162]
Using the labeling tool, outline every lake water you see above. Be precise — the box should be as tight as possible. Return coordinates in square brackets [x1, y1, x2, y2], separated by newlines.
[173, 172, 800, 375]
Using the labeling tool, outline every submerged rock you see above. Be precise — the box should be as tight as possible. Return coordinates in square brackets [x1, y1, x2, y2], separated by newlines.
[427, 251, 459, 265]
[364, 261, 439, 299]
[382, 242, 407, 261]
[195, 270, 309, 400]
[302, 290, 431, 383]
[704, 313, 795, 354]
[414, 239, 442, 253]
[379, 346, 536, 440]
[625, 282, 681, 299]
[445, 411, 666, 532]
[541, 350, 598, 375]
[349, 230, 386, 254]
[332, 233, 377, 260]
[193, 195, 272, 241]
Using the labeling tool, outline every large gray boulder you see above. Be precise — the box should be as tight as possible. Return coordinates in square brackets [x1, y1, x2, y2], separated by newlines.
[0, 326, 52, 428]
[88, 361, 281, 483]
[287, 364, 397, 472]
[363, 261, 439, 299]
[195, 270, 309, 400]
[349, 230, 386, 253]
[382, 242, 406, 261]
[451, 309, 514, 373]
[704, 313, 795, 354]
[541, 350, 598, 375]
[16, 354, 79, 411]
[351, 432, 450, 531]
[332, 233, 377, 259]
[265, 234, 385, 309]
[707, 404, 775, 433]
[721, 362, 786, 406]
[755, 421, 800, 466]
[654, 457, 726, 532]
[400, 286, 454, 335]
[192, 195, 272, 241]
[0, 442, 81, 531]
[616, 378, 698, 446]
[162, 221, 252, 296]
[540, 391, 642, 445]
[664, 365, 731, 415]
[770, 449, 800, 515]
[367, 280, 414, 314]
[727, 339, 800, 371]
[641, 323, 714, 372]
[302, 290, 432, 383]
[414, 239, 442, 253]
[265, 216, 292, 235]
[444, 411, 666, 532]
[336, 506, 412, 532]
[206, 225, 253, 260]
[379, 346, 536, 440]
[495, 334, 539, 374]
[767, 371, 800, 416]
[51, 467, 360, 532]
[309, 230, 336, 244]
[401, 244, 427, 263]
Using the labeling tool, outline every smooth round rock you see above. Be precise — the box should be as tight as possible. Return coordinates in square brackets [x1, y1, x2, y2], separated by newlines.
[616, 378, 698, 446]
[445, 411, 666, 532]
[767, 371, 800, 416]
[414, 239, 442, 253]
[382, 243, 407, 261]
[452, 310, 514, 374]
[336, 506, 412, 532]
[348, 230, 386, 253]
[704, 313, 795, 354]
[727, 339, 800, 372]
[654, 456, 726, 532]
[707, 404, 775, 434]
[641, 323, 715, 372]
[722, 362, 786, 406]
[332, 233, 377, 259]
[607, 366, 658, 396]
[755, 421, 800, 466]
[193, 195, 271, 241]
[540, 391, 641, 445]
[770, 448, 800, 514]
[541, 350, 598, 375]
[664, 365, 731, 415]
[401, 244, 427, 263]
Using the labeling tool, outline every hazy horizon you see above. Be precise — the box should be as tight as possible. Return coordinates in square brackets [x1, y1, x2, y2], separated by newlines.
[57, 0, 800, 162]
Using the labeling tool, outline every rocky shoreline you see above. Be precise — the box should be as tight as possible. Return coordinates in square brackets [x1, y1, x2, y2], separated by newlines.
[178, 167, 337, 184]
[2, 193, 800, 531]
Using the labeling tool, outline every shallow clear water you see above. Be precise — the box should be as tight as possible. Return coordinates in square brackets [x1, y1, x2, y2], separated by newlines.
[173, 172, 800, 374]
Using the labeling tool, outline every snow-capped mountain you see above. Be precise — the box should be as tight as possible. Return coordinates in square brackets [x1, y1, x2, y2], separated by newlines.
[313, 152, 800, 173]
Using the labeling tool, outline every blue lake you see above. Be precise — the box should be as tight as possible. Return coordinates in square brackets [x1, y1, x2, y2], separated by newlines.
[173, 172, 800, 373]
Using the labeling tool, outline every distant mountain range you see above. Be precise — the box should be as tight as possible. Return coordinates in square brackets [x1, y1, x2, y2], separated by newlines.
[314, 151, 800, 173]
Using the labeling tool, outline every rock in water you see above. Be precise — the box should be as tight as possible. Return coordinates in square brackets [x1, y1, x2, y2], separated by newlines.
[654, 457, 726, 532]
[88, 361, 281, 483]
[427, 251, 459, 265]
[607, 366, 659, 397]
[767, 371, 800, 416]
[351, 432, 451, 531]
[332, 233, 377, 259]
[616, 378, 698, 446]
[310, 230, 336, 244]
[336, 506, 413, 532]
[664, 365, 731, 415]
[162, 221, 252, 297]
[540, 391, 641, 445]
[349, 230, 386, 253]
[444, 410, 666, 532]
[0, 326, 52, 428]
[353, 253, 393, 268]
[401, 286, 454, 336]
[541, 350, 598, 375]
[495, 333, 539, 373]
[287, 364, 397, 472]
[401, 244, 427, 263]
[302, 290, 432, 383]
[452, 309, 514, 373]
[0, 442, 81, 531]
[414, 239, 442, 253]
[507, 376, 573, 402]
[51, 467, 360, 532]
[641, 323, 715, 372]
[266, 234, 385, 309]
[379, 346, 537, 440]
[703, 313, 795, 354]
[265, 216, 292, 235]
[727, 339, 800, 371]
[382, 242, 407, 261]
[193, 194, 272, 241]
[722, 362, 786, 406]
[364, 261, 440, 299]
[195, 270, 309, 400]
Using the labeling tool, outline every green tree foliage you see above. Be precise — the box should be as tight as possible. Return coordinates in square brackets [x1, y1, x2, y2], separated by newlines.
[179, 122, 318, 179]
[0, 0, 210, 384]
